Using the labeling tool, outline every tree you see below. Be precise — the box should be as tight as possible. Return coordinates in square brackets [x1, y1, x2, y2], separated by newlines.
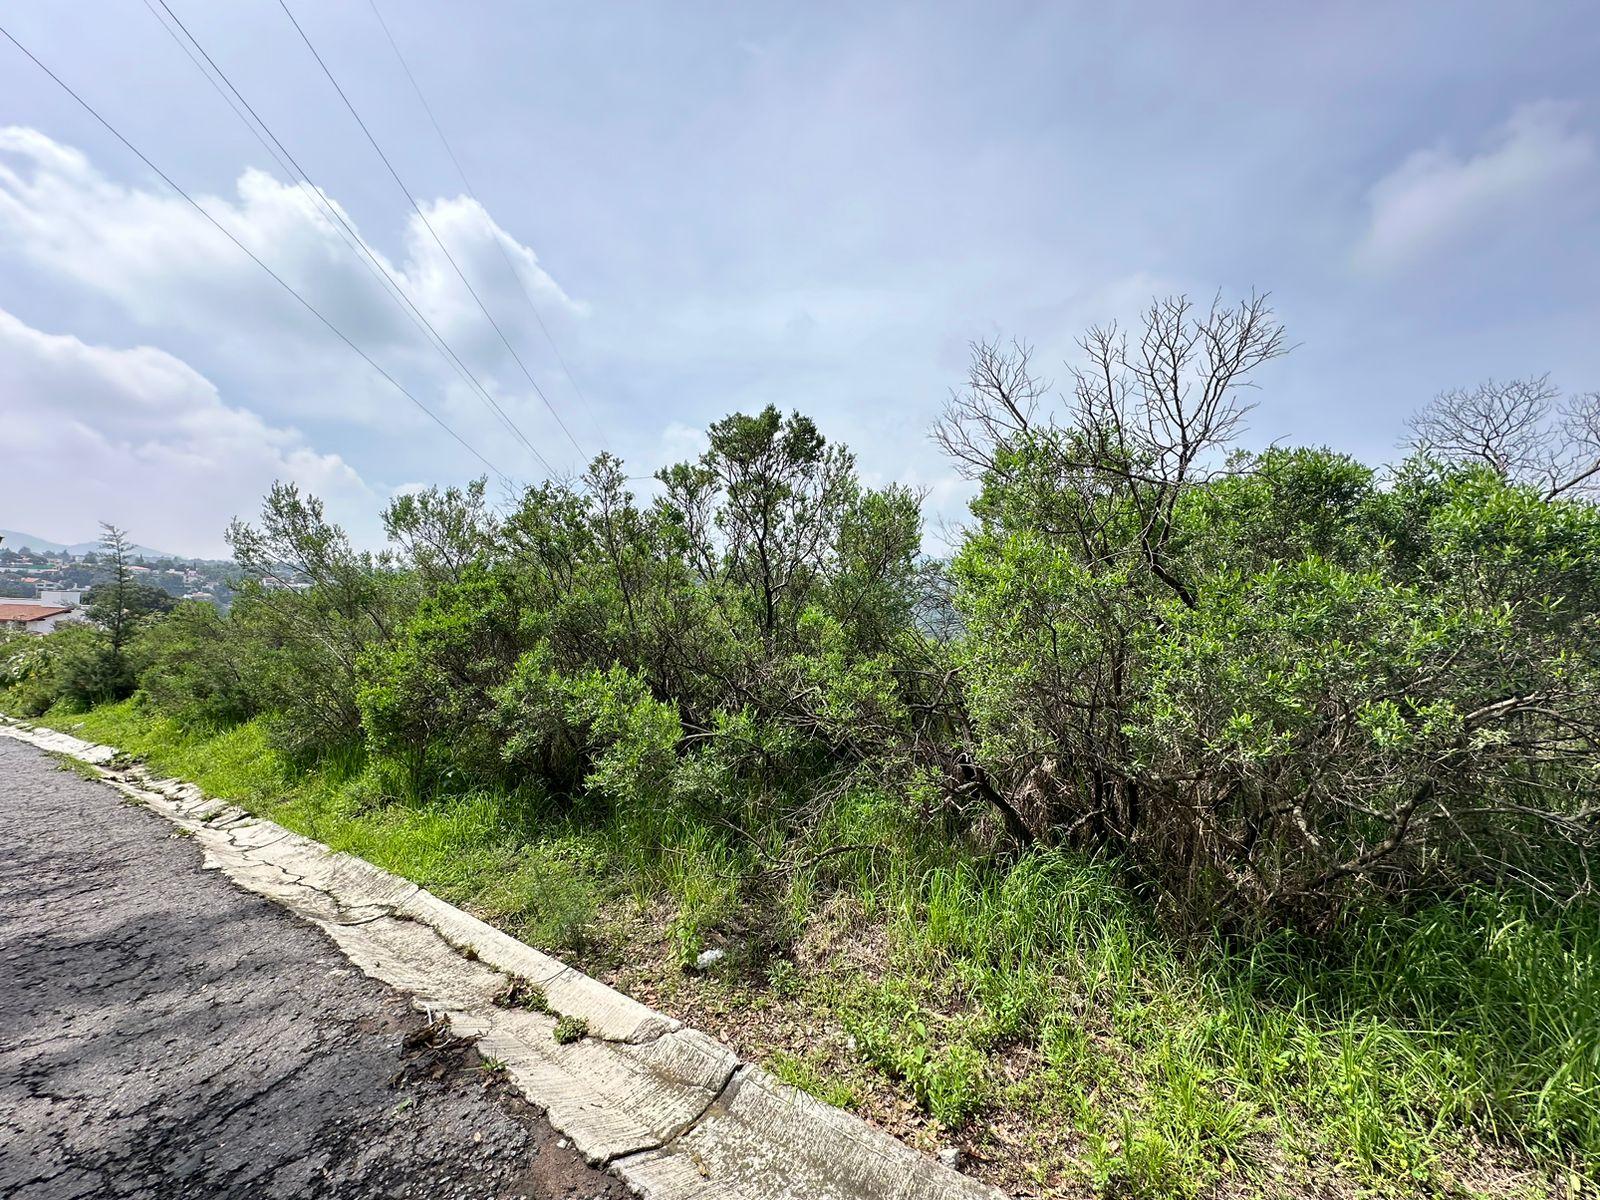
[1407, 375, 1600, 499]
[659, 406, 860, 646]
[943, 297, 1600, 928]
[382, 477, 498, 590]
[227, 484, 400, 758]
[939, 295, 1287, 847]
[84, 581, 175, 625]
[90, 523, 136, 654]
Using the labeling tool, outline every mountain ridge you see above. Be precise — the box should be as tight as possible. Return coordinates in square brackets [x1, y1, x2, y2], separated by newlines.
[0, 529, 180, 560]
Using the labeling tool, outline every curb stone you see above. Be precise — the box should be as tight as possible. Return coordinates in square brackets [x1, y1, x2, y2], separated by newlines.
[1, 719, 1007, 1200]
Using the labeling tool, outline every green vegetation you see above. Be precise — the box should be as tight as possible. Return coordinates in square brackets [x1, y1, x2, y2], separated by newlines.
[552, 1015, 590, 1045]
[496, 977, 551, 1014]
[48, 749, 102, 781]
[7, 295, 1600, 1198]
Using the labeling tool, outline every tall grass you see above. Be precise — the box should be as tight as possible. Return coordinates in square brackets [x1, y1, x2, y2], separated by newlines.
[843, 844, 1599, 1194]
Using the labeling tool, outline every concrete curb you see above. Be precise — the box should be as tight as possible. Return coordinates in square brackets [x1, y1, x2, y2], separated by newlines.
[1, 719, 1006, 1200]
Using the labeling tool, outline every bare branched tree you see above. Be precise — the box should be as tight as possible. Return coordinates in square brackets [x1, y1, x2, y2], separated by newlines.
[1407, 375, 1600, 499]
[937, 293, 1286, 610]
[932, 338, 1048, 478]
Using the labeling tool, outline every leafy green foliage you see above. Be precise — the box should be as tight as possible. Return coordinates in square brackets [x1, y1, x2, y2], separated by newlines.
[84, 580, 175, 627]
[131, 601, 255, 726]
[0, 622, 130, 713]
[944, 313, 1600, 928]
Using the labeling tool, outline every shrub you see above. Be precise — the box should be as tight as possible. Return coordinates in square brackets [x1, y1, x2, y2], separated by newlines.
[0, 623, 131, 714]
[131, 601, 256, 726]
[942, 304, 1600, 929]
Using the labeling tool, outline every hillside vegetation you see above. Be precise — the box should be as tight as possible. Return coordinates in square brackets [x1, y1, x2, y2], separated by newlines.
[6, 296, 1599, 1198]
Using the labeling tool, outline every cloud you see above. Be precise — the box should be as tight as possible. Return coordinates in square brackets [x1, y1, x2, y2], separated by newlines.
[0, 306, 374, 557]
[1356, 101, 1598, 272]
[0, 127, 588, 456]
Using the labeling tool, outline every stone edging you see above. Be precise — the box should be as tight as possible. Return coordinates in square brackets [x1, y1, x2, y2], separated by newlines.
[1, 719, 1005, 1200]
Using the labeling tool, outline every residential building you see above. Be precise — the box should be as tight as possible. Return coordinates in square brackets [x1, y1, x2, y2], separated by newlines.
[0, 602, 75, 634]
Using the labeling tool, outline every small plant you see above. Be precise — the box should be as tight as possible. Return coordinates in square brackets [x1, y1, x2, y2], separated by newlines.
[495, 976, 550, 1013]
[844, 985, 992, 1128]
[479, 1056, 508, 1075]
[50, 751, 101, 781]
[553, 1014, 589, 1044]
[765, 958, 802, 1000]
[767, 1050, 860, 1110]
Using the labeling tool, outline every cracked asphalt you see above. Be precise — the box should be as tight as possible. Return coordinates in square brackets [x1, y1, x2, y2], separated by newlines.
[0, 736, 633, 1200]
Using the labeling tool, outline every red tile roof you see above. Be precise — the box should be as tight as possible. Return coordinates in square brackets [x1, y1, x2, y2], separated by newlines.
[0, 603, 71, 623]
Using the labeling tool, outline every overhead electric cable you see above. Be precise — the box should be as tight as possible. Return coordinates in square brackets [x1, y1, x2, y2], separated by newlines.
[144, 0, 553, 476]
[278, 0, 590, 464]
[365, 0, 609, 452]
[0, 22, 509, 485]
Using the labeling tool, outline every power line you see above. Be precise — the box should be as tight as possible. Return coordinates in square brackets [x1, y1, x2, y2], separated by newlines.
[144, 0, 554, 477]
[277, 0, 590, 465]
[0, 22, 509, 486]
[365, 0, 610, 453]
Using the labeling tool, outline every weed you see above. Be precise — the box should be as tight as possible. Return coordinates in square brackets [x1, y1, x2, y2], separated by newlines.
[553, 1015, 589, 1044]
[843, 982, 991, 1128]
[49, 751, 100, 781]
[488, 846, 600, 953]
[495, 976, 550, 1013]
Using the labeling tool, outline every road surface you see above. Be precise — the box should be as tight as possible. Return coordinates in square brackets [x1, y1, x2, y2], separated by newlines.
[0, 735, 630, 1200]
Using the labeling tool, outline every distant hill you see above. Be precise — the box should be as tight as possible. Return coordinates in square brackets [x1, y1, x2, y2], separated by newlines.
[0, 529, 177, 560]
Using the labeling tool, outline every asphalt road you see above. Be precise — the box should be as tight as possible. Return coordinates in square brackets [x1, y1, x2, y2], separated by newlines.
[0, 736, 631, 1200]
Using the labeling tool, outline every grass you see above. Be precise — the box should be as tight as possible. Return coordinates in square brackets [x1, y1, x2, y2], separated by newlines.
[22, 698, 1599, 1199]
[766, 1049, 862, 1109]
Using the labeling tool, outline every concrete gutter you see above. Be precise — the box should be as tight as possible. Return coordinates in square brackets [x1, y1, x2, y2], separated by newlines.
[1, 719, 1005, 1200]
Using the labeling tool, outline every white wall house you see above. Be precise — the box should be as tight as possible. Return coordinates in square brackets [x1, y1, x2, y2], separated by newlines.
[0, 602, 76, 634]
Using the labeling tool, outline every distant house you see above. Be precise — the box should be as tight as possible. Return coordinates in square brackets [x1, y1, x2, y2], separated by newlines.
[39, 587, 84, 608]
[0, 602, 76, 634]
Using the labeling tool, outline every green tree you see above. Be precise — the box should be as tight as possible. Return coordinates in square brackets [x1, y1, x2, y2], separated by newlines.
[84, 580, 176, 627]
[89, 523, 137, 654]
[943, 298, 1600, 927]
[227, 483, 400, 759]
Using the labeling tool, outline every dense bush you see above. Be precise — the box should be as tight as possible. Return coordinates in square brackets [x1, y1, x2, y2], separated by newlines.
[131, 600, 257, 727]
[10, 296, 1597, 938]
[0, 623, 130, 714]
[941, 299, 1600, 929]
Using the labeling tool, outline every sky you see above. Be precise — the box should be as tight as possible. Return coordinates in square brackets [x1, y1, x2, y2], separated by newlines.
[2, 2, 1598, 558]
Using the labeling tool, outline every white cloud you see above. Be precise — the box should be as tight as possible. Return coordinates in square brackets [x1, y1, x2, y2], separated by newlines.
[1356, 101, 1598, 272]
[0, 127, 587, 450]
[0, 307, 374, 557]
[655, 420, 711, 467]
